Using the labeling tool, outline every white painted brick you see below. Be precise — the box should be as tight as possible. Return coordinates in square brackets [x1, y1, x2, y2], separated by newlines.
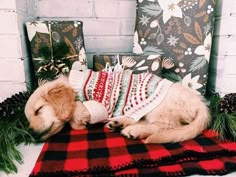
[119, 1, 136, 18]
[0, 59, 25, 82]
[84, 36, 133, 53]
[83, 19, 120, 35]
[120, 19, 135, 35]
[36, 0, 93, 17]
[223, 55, 236, 75]
[209, 70, 236, 95]
[94, 0, 136, 18]
[16, 0, 27, 13]
[215, 0, 236, 17]
[27, 0, 36, 17]
[0, 11, 19, 34]
[216, 75, 236, 95]
[94, 1, 119, 18]
[0, 0, 16, 9]
[0, 35, 22, 59]
[211, 35, 236, 56]
[0, 82, 26, 103]
[209, 55, 236, 77]
[214, 16, 236, 35]
[0, 11, 33, 35]
[1, 83, 26, 99]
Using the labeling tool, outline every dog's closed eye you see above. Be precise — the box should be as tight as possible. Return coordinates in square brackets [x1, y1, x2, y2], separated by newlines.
[35, 106, 43, 115]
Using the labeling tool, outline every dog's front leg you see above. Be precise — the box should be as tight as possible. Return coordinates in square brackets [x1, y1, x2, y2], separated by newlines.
[69, 101, 90, 130]
[105, 116, 136, 131]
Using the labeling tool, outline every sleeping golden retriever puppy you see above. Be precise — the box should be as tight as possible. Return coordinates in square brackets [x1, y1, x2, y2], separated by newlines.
[25, 69, 210, 143]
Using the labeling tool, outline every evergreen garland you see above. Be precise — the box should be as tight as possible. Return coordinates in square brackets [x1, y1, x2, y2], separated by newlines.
[0, 92, 40, 174]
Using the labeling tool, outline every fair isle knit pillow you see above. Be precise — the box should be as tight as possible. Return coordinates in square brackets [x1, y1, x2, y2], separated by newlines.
[69, 69, 173, 121]
[133, 0, 216, 95]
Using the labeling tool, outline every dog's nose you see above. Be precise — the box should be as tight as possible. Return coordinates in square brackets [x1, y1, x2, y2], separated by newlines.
[28, 128, 39, 138]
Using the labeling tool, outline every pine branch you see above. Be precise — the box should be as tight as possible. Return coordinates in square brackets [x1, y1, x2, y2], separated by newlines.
[209, 93, 236, 141]
[0, 92, 41, 174]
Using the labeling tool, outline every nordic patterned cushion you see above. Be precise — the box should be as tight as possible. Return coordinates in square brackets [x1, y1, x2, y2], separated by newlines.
[133, 0, 216, 95]
[25, 21, 87, 86]
[93, 54, 164, 76]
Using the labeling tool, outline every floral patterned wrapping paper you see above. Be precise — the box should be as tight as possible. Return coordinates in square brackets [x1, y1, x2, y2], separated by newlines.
[133, 0, 216, 95]
[25, 21, 87, 85]
[93, 54, 164, 76]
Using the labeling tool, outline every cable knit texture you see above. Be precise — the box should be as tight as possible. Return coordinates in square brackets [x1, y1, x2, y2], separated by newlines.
[83, 100, 109, 124]
[69, 69, 173, 121]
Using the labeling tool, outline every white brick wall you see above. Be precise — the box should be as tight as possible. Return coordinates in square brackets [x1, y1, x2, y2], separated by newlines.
[0, 0, 35, 102]
[208, 0, 236, 95]
[36, 0, 93, 17]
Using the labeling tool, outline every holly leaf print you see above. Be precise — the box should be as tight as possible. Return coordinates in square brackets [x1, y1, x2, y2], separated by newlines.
[183, 33, 201, 45]
[162, 71, 182, 82]
[189, 56, 207, 72]
[143, 46, 164, 55]
[140, 3, 162, 17]
[195, 22, 203, 42]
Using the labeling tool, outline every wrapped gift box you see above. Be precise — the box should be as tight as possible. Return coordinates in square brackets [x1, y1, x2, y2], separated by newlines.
[93, 54, 164, 76]
[25, 21, 87, 85]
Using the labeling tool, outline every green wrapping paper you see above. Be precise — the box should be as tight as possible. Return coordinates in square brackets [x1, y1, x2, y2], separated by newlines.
[26, 21, 87, 86]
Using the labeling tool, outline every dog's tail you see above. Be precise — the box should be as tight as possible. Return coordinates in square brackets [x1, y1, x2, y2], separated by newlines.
[144, 102, 210, 144]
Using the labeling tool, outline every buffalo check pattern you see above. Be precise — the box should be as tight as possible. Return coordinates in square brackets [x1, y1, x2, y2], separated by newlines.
[30, 124, 236, 177]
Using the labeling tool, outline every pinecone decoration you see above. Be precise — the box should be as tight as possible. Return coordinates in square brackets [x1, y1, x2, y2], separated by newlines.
[210, 93, 236, 141]
[0, 91, 31, 121]
[219, 93, 236, 113]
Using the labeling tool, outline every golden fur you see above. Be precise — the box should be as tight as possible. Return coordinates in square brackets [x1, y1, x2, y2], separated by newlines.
[25, 74, 211, 143]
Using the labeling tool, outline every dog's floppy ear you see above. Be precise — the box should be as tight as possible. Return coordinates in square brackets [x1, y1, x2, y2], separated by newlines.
[44, 84, 75, 121]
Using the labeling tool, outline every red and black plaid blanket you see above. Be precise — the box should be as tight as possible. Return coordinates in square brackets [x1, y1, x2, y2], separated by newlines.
[30, 124, 236, 177]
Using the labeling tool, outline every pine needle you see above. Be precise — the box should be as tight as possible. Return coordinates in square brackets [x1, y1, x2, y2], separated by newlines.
[225, 113, 236, 141]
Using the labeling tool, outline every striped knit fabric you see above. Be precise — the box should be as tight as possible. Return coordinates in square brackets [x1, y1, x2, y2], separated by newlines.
[69, 69, 173, 121]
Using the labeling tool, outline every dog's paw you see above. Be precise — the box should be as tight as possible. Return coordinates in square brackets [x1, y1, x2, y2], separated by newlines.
[105, 120, 124, 132]
[121, 125, 151, 140]
[105, 116, 135, 132]
[121, 126, 140, 139]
